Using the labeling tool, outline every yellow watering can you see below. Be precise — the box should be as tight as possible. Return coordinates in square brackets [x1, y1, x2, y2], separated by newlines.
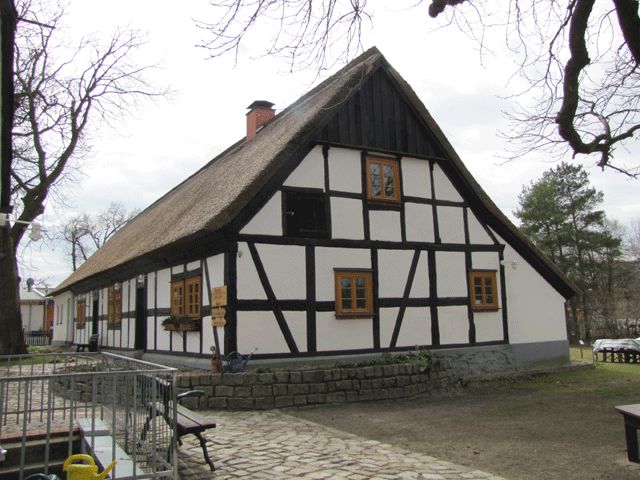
[63, 454, 117, 480]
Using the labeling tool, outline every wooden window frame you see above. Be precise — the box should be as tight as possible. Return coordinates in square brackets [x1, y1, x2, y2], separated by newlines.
[366, 155, 401, 203]
[171, 275, 201, 319]
[76, 299, 86, 329]
[107, 285, 122, 329]
[185, 276, 201, 319]
[334, 269, 374, 318]
[469, 270, 498, 311]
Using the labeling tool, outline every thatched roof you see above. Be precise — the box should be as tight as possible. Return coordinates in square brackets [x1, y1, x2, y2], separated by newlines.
[54, 47, 574, 298]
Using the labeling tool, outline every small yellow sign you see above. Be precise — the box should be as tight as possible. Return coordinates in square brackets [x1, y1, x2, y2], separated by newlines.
[212, 317, 227, 327]
[212, 306, 226, 318]
[212, 285, 228, 307]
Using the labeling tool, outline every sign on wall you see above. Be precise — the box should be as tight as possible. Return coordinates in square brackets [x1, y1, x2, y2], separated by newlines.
[211, 285, 227, 327]
[211, 285, 227, 307]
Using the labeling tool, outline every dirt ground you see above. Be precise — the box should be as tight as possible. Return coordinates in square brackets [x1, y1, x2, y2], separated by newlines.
[287, 364, 640, 480]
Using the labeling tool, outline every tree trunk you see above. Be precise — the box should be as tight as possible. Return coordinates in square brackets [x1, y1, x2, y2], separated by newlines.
[568, 299, 580, 343]
[0, 224, 27, 354]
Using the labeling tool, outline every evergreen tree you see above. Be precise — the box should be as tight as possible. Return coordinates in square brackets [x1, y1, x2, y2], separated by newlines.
[515, 163, 621, 342]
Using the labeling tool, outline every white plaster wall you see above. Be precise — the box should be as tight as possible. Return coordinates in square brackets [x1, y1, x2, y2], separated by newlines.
[257, 244, 306, 299]
[237, 242, 267, 300]
[240, 192, 282, 236]
[146, 275, 156, 349]
[73, 295, 89, 344]
[331, 197, 364, 240]
[146, 315, 156, 351]
[284, 145, 324, 189]
[475, 312, 504, 342]
[328, 148, 362, 193]
[401, 157, 431, 198]
[206, 254, 225, 288]
[378, 249, 413, 298]
[379, 307, 398, 347]
[432, 164, 463, 202]
[97, 288, 106, 342]
[204, 253, 225, 355]
[155, 317, 170, 350]
[66, 296, 73, 343]
[120, 279, 132, 349]
[471, 252, 501, 272]
[207, 323, 226, 356]
[21, 303, 45, 332]
[435, 251, 467, 297]
[156, 269, 171, 309]
[405, 203, 435, 243]
[171, 265, 184, 275]
[379, 307, 431, 348]
[186, 260, 200, 272]
[438, 206, 466, 244]
[146, 273, 155, 310]
[53, 292, 72, 342]
[315, 247, 371, 301]
[186, 329, 200, 353]
[468, 211, 494, 244]
[438, 306, 469, 344]
[237, 311, 307, 354]
[497, 234, 568, 344]
[316, 312, 372, 351]
[410, 251, 430, 298]
[398, 308, 432, 347]
[369, 210, 401, 242]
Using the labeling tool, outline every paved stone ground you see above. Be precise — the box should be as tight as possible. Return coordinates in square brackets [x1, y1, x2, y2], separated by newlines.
[178, 410, 507, 480]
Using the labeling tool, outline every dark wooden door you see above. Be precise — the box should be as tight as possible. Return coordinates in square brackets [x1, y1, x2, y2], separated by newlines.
[135, 284, 147, 350]
[92, 296, 99, 335]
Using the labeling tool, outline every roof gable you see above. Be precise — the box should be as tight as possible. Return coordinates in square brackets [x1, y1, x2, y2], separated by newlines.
[317, 67, 446, 158]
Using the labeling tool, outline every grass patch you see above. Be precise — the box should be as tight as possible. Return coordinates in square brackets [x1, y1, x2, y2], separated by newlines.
[569, 345, 594, 363]
[1, 347, 69, 368]
[470, 347, 640, 400]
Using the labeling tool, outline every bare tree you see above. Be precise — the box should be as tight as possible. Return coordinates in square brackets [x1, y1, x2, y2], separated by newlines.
[197, 0, 371, 72]
[199, 0, 640, 176]
[60, 202, 139, 271]
[0, 0, 162, 354]
[627, 218, 640, 261]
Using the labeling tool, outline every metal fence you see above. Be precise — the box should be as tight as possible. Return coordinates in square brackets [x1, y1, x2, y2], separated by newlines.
[23, 330, 51, 346]
[0, 352, 177, 480]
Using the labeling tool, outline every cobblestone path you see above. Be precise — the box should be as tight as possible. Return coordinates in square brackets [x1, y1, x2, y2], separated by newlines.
[178, 410, 506, 480]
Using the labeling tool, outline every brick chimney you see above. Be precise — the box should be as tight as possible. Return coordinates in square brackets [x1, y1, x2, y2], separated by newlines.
[246, 100, 275, 140]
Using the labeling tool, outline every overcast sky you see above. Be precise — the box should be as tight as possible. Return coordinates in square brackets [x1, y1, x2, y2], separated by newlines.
[18, 0, 640, 289]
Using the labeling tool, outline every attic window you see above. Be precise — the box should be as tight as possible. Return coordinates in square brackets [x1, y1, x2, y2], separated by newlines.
[171, 275, 201, 319]
[469, 270, 498, 311]
[283, 189, 328, 238]
[334, 269, 373, 318]
[366, 155, 400, 203]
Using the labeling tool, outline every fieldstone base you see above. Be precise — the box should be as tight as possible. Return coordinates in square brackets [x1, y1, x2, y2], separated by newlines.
[177, 354, 461, 411]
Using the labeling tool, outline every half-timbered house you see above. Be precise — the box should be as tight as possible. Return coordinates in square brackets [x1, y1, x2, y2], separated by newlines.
[51, 48, 573, 371]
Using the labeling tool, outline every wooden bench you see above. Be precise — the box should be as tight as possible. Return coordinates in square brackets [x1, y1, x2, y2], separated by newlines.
[143, 380, 217, 471]
[76, 334, 99, 352]
[78, 418, 146, 478]
[615, 404, 640, 462]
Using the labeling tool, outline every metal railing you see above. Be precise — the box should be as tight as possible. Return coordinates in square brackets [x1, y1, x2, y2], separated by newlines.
[23, 330, 51, 346]
[0, 352, 177, 479]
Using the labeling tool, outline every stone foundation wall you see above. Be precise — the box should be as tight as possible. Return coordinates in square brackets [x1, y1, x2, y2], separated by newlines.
[177, 357, 462, 411]
[436, 345, 517, 378]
